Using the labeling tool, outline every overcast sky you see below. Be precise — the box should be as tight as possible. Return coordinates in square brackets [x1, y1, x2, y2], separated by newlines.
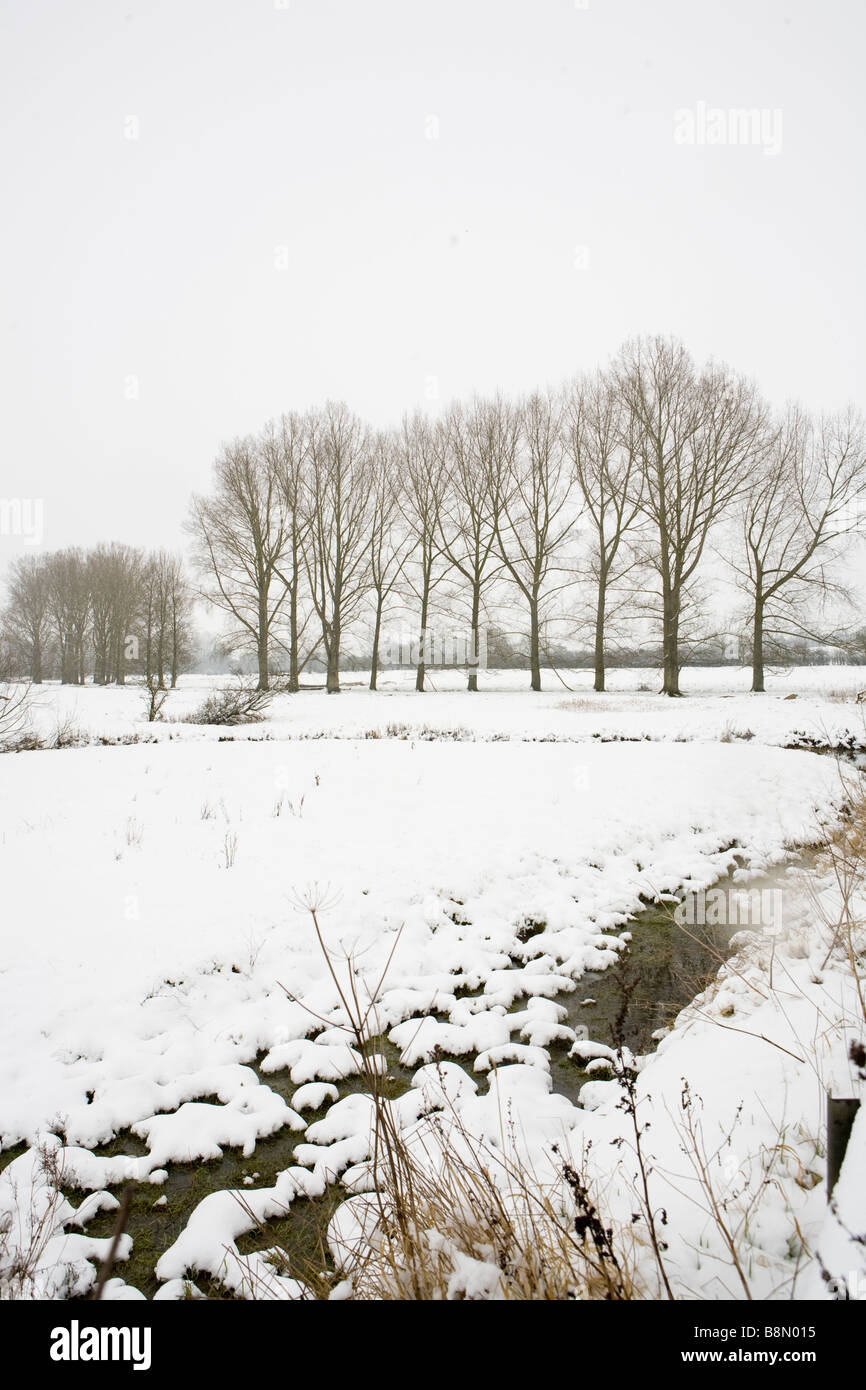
[1, 0, 864, 560]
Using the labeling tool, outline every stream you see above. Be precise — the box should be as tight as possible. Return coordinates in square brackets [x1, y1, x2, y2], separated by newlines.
[50, 851, 816, 1299]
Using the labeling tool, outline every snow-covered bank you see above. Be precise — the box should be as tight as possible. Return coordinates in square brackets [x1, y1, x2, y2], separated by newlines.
[11, 664, 866, 751]
[313, 855, 865, 1302]
[573, 863, 865, 1300]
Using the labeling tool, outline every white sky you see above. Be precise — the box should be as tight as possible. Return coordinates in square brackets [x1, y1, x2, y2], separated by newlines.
[1, 0, 864, 559]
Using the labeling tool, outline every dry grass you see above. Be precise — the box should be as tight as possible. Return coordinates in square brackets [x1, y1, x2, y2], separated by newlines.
[261, 896, 647, 1300]
[810, 765, 866, 1026]
[328, 1118, 641, 1301]
[0, 1146, 73, 1300]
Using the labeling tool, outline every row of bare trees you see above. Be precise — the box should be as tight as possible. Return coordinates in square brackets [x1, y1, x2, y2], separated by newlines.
[3, 336, 862, 696]
[2, 545, 195, 687]
[186, 336, 866, 696]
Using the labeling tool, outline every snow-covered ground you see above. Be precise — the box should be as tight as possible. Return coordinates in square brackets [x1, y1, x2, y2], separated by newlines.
[1, 668, 864, 1300]
[17, 663, 866, 748]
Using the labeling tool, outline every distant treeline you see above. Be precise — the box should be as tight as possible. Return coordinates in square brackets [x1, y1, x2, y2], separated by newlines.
[1, 545, 195, 687]
[3, 335, 865, 696]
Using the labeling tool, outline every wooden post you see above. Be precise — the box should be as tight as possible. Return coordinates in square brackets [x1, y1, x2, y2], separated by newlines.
[827, 1095, 860, 1199]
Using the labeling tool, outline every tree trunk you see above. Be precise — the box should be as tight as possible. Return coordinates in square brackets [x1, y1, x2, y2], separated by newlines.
[594, 575, 607, 693]
[369, 597, 383, 691]
[257, 634, 270, 691]
[255, 631, 269, 689]
[326, 620, 341, 693]
[416, 574, 430, 693]
[751, 593, 765, 693]
[257, 591, 270, 691]
[60, 637, 74, 685]
[287, 554, 300, 693]
[662, 590, 681, 696]
[467, 584, 481, 692]
[529, 597, 541, 693]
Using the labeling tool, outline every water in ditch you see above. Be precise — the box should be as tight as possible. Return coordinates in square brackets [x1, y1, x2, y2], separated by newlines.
[5, 855, 813, 1299]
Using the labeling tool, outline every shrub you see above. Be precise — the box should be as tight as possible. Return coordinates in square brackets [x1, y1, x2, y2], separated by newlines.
[0, 682, 32, 750]
[185, 678, 274, 727]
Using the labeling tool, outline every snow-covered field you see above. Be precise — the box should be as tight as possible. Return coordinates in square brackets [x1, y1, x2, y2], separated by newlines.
[1, 668, 864, 1300]
[19, 663, 866, 749]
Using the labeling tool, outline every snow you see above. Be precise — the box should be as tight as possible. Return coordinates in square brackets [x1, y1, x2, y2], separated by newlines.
[0, 1139, 134, 1299]
[131, 1091, 304, 1171]
[14, 663, 866, 752]
[0, 734, 840, 1148]
[1, 668, 863, 1300]
[291, 1082, 340, 1112]
[152, 1277, 205, 1300]
[806, 1107, 866, 1299]
[154, 1165, 326, 1299]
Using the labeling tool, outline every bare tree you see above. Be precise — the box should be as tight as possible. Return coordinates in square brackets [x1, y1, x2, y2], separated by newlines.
[143, 674, 170, 722]
[46, 549, 90, 685]
[3, 555, 51, 684]
[733, 406, 866, 691]
[187, 436, 291, 691]
[81, 545, 139, 686]
[89, 546, 119, 685]
[566, 370, 643, 692]
[141, 551, 194, 688]
[439, 398, 513, 692]
[142, 551, 170, 688]
[367, 432, 411, 690]
[398, 412, 451, 692]
[616, 336, 767, 695]
[303, 402, 373, 693]
[262, 413, 315, 693]
[492, 389, 577, 691]
[104, 544, 143, 685]
[165, 553, 195, 687]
